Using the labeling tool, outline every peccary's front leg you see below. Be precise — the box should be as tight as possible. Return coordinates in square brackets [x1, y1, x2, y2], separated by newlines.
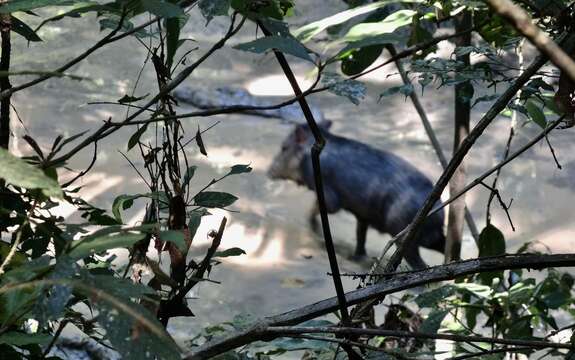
[308, 202, 320, 233]
[308, 185, 341, 234]
[353, 220, 368, 260]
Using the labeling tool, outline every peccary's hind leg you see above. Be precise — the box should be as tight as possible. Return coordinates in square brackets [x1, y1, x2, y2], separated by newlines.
[351, 220, 368, 261]
[404, 239, 428, 270]
[308, 202, 320, 233]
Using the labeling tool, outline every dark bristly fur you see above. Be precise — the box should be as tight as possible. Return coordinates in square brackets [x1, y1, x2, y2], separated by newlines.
[268, 121, 445, 269]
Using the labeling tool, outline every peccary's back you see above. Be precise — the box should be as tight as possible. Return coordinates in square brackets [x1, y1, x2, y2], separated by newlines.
[300, 133, 444, 241]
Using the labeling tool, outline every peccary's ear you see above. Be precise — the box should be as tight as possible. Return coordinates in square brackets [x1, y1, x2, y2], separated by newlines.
[295, 125, 308, 144]
[319, 120, 332, 130]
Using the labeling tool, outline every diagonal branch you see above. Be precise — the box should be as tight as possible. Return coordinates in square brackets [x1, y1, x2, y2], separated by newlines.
[184, 253, 575, 359]
[486, 0, 575, 82]
[377, 34, 573, 277]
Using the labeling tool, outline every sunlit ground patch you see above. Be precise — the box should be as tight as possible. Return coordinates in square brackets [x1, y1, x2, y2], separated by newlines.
[245, 74, 315, 96]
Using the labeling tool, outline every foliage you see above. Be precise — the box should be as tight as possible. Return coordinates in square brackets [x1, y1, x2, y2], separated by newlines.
[0, 0, 574, 359]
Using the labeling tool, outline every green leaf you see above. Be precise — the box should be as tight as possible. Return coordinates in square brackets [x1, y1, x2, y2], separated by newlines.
[188, 208, 209, 241]
[0, 332, 51, 346]
[196, 126, 207, 156]
[0, 148, 62, 198]
[379, 83, 414, 99]
[11, 16, 42, 41]
[127, 123, 148, 151]
[322, 72, 366, 105]
[0, 0, 81, 13]
[293, 0, 416, 43]
[228, 164, 252, 176]
[90, 293, 180, 360]
[509, 280, 535, 305]
[86, 274, 155, 299]
[337, 33, 402, 58]
[415, 286, 455, 307]
[420, 309, 448, 334]
[341, 45, 383, 76]
[112, 192, 166, 223]
[166, 17, 180, 69]
[141, 0, 183, 18]
[160, 230, 187, 253]
[214, 247, 246, 258]
[342, 10, 416, 43]
[182, 166, 197, 188]
[526, 100, 547, 128]
[112, 194, 138, 223]
[194, 191, 238, 208]
[118, 93, 148, 104]
[34, 2, 107, 32]
[231, 0, 294, 20]
[478, 224, 506, 257]
[478, 224, 506, 285]
[68, 232, 146, 259]
[234, 35, 313, 62]
[198, 0, 229, 24]
[472, 94, 498, 108]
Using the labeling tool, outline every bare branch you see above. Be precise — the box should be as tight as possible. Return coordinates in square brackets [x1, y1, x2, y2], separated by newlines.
[185, 254, 575, 359]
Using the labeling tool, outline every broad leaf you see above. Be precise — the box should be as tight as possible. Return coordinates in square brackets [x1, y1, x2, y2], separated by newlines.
[0, 0, 82, 13]
[342, 10, 416, 43]
[341, 45, 383, 76]
[199, 0, 229, 24]
[68, 232, 146, 259]
[228, 164, 252, 176]
[11, 16, 42, 41]
[214, 247, 246, 258]
[420, 309, 448, 335]
[322, 72, 366, 105]
[160, 230, 187, 253]
[0, 148, 62, 198]
[234, 35, 313, 62]
[293, 0, 418, 43]
[0, 332, 51, 346]
[182, 166, 197, 188]
[141, 0, 183, 19]
[194, 191, 237, 208]
[478, 224, 506, 285]
[127, 124, 149, 151]
[526, 100, 547, 128]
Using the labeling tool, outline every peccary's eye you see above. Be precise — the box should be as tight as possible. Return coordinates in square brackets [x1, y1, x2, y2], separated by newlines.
[281, 145, 288, 152]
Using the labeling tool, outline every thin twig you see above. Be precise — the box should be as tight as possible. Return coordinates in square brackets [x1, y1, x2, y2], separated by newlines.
[46, 14, 245, 168]
[385, 44, 479, 243]
[479, 181, 515, 231]
[486, 0, 575, 82]
[265, 326, 575, 350]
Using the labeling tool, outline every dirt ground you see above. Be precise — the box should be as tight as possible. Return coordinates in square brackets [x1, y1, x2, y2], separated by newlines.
[8, 1, 575, 353]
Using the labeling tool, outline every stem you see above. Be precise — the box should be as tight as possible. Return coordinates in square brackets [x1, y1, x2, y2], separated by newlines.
[258, 21, 360, 360]
[445, 10, 472, 262]
[0, 13, 10, 149]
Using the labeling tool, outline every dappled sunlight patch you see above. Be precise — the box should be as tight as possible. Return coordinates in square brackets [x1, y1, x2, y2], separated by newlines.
[245, 74, 315, 96]
[81, 109, 116, 123]
[192, 211, 288, 266]
[532, 227, 575, 253]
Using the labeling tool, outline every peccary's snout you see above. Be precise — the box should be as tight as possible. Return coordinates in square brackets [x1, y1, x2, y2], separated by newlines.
[267, 161, 280, 179]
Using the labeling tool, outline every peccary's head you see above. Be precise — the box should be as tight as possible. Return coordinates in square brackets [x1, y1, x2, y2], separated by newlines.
[267, 120, 332, 184]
